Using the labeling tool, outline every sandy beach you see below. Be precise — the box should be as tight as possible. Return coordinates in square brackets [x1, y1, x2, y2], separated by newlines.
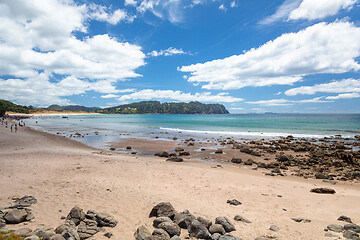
[1, 123, 360, 240]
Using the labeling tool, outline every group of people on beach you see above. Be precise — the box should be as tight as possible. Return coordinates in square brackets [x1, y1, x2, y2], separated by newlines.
[1, 115, 26, 133]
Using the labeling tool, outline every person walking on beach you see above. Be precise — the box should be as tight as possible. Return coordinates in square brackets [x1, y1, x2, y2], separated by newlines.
[10, 125, 13, 132]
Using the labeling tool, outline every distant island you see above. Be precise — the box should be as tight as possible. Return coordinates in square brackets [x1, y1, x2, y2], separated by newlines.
[0, 100, 229, 116]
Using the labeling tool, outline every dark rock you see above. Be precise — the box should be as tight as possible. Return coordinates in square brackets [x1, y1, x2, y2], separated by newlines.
[152, 228, 171, 240]
[61, 227, 80, 240]
[66, 206, 85, 225]
[226, 199, 242, 206]
[324, 232, 339, 238]
[244, 159, 253, 165]
[14, 196, 37, 207]
[187, 219, 212, 239]
[196, 216, 212, 229]
[153, 217, 172, 228]
[95, 212, 117, 227]
[212, 233, 221, 240]
[327, 224, 344, 233]
[343, 230, 359, 239]
[269, 225, 279, 232]
[126, 146, 132, 150]
[149, 202, 177, 219]
[231, 158, 242, 164]
[291, 218, 311, 223]
[310, 188, 336, 194]
[215, 149, 223, 154]
[4, 208, 31, 224]
[55, 220, 76, 235]
[337, 215, 352, 223]
[233, 215, 251, 223]
[215, 216, 236, 232]
[271, 168, 281, 174]
[218, 234, 242, 240]
[104, 232, 113, 238]
[240, 147, 252, 154]
[77, 219, 99, 239]
[276, 154, 289, 162]
[49, 234, 66, 240]
[173, 210, 195, 229]
[257, 162, 267, 168]
[158, 222, 181, 237]
[179, 151, 190, 156]
[134, 226, 151, 240]
[157, 151, 169, 158]
[166, 156, 183, 162]
[109, 148, 115, 151]
[174, 147, 184, 152]
[315, 173, 328, 179]
[344, 224, 360, 233]
[209, 224, 225, 235]
[169, 236, 180, 240]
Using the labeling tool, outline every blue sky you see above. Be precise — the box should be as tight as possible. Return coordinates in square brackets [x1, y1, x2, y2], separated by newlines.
[0, 0, 360, 113]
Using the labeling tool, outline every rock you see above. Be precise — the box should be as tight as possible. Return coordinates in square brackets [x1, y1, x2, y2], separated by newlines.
[157, 151, 169, 158]
[169, 236, 180, 240]
[174, 147, 184, 152]
[179, 151, 190, 156]
[343, 230, 359, 239]
[134, 225, 151, 240]
[34, 228, 46, 237]
[166, 156, 183, 162]
[77, 219, 99, 239]
[231, 158, 242, 164]
[104, 232, 113, 238]
[233, 215, 251, 223]
[324, 232, 339, 238]
[244, 159, 253, 165]
[0, 218, 5, 229]
[62, 227, 80, 240]
[158, 222, 181, 237]
[239, 147, 252, 154]
[153, 217, 173, 228]
[14, 228, 33, 237]
[95, 212, 118, 227]
[315, 173, 328, 179]
[173, 210, 195, 229]
[41, 232, 55, 240]
[226, 199, 242, 206]
[24, 236, 40, 240]
[271, 168, 281, 174]
[327, 224, 345, 232]
[269, 225, 279, 232]
[276, 154, 289, 162]
[149, 202, 177, 219]
[254, 237, 271, 240]
[291, 218, 311, 223]
[310, 188, 336, 194]
[323, 179, 337, 185]
[212, 233, 222, 240]
[344, 224, 360, 233]
[215, 149, 223, 154]
[215, 216, 236, 232]
[126, 146, 132, 149]
[109, 148, 115, 151]
[66, 206, 85, 225]
[55, 220, 76, 234]
[196, 216, 212, 229]
[209, 224, 225, 235]
[218, 234, 242, 240]
[187, 219, 212, 239]
[4, 208, 31, 224]
[50, 234, 66, 240]
[14, 196, 37, 207]
[152, 228, 171, 240]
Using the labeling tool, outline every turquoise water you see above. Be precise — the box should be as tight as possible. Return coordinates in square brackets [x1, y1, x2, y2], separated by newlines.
[25, 114, 360, 147]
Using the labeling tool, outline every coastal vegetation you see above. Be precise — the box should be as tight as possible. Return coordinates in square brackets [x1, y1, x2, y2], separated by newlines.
[0, 100, 29, 116]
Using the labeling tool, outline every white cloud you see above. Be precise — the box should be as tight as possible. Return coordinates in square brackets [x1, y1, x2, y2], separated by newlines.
[179, 21, 360, 90]
[101, 94, 119, 99]
[289, 0, 357, 20]
[101, 89, 136, 98]
[125, 0, 138, 6]
[260, 0, 301, 25]
[230, 1, 236, 8]
[0, 0, 146, 106]
[275, 91, 282, 95]
[88, 4, 135, 24]
[246, 97, 332, 106]
[117, 89, 244, 102]
[230, 107, 244, 110]
[137, 0, 184, 23]
[326, 92, 360, 100]
[148, 47, 190, 57]
[285, 79, 360, 96]
[219, 4, 227, 11]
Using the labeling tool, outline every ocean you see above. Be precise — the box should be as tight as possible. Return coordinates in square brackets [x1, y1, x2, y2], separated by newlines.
[24, 113, 360, 149]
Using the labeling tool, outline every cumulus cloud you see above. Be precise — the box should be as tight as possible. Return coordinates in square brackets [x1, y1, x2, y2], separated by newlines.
[87, 4, 135, 24]
[289, 0, 357, 20]
[125, 0, 138, 6]
[0, 0, 146, 106]
[246, 97, 332, 106]
[117, 89, 244, 102]
[285, 79, 360, 96]
[148, 47, 190, 57]
[179, 21, 360, 90]
[325, 92, 360, 100]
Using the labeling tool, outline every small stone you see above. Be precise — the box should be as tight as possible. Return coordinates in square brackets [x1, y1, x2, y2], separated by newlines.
[166, 156, 183, 162]
[291, 218, 311, 223]
[310, 188, 336, 194]
[158, 222, 181, 237]
[269, 225, 279, 232]
[215, 216, 236, 232]
[14, 228, 33, 237]
[209, 224, 225, 235]
[218, 234, 242, 240]
[153, 217, 173, 228]
[215, 149, 223, 154]
[126, 146, 132, 150]
[152, 228, 171, 240]
[324, 232, 339, 238]
[233, 215, 251, 224]
[24, 236, 40, 240]
[196, 216, 212, 229]
[134, 225, 151, 240]
[95, 212, 118, 227]
[104, 232, 113, 238]
[226, 199, 242, 206]
[231, 158, 242, 164]
[338, 216, 353, 223]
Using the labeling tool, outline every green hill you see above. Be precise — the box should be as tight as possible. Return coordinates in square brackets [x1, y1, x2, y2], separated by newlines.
[0, 100, 29, 116]
[98, 101, 229, 114]
[46, 105, 100, 112]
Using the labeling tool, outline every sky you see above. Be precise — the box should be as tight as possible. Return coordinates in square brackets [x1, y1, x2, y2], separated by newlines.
[0, 0, 360, 113]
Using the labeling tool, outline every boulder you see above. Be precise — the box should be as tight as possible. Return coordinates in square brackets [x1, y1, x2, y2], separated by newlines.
[14, 196, 37, 207]
[4, 208, 31, 224]
[187, 219, 212, 239]
[196, 216, 212, 229]
[344, 224, 360, 233]
[173, 210, 195, 229]
[66, 206, 85, 225]
[315, 173, 328, 179]
[134, 226, 151, 240]
[169, 236, 180, 240]
[244, 159, 253, 165]
[178, 151, 190, 156]
[327, 224, 344, 232]
[166, 156, 183, 162]
[156, 151, 169, 158]
[219, 234, 242, 240]
[343, 230, 359, 239]
[153, 217, 172, 228]
[62, 227, 80, 240]
[215, 149, 223, 154]
[152, 228, 171, 240]
[14, 228, 33, 237]
[149, 202, 177, 219]
[209, 224, 225, 235]
[174, 147, 184, 152]
[24, 236, 40, 240]
[310, 188, 336, 194]
[276, 154, 289, 162]
[158, 222, 181, 237]
[77, 219, 99, 239]
[231, 158, 242, 164]
[95, 212, 117, 227]
[215, 216, 236, 232]
[55, 220, 76, 235]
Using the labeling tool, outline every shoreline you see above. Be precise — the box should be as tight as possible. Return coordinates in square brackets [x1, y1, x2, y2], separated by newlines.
[1, 119, 360, 239]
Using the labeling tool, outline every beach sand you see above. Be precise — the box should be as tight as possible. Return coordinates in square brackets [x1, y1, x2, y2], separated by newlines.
[1, 123, 360, 239]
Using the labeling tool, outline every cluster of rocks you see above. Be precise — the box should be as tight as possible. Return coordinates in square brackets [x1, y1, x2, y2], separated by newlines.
[134, 202, 241, 240]
[324, 216, 360, 239]
[0, 197, 117, 240]
[154, 148, 190, 162]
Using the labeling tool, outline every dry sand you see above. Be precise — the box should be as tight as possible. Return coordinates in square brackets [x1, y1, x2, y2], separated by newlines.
[1, 123, 360, 240]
